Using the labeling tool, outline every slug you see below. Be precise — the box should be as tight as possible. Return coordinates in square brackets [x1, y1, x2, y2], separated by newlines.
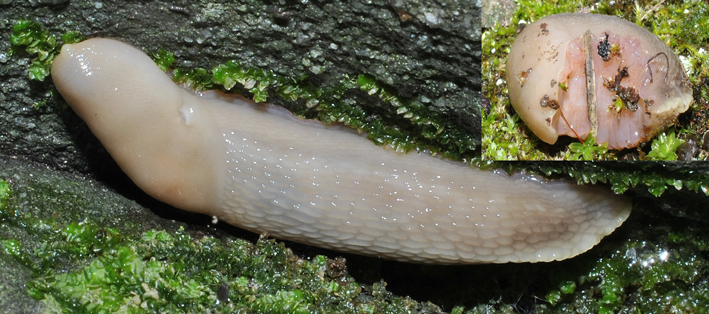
[506, 13, 693, 149]
[51, 38, 631, 264]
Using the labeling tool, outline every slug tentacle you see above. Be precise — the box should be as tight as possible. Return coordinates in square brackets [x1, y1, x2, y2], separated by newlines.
[52, 38, 631, 264]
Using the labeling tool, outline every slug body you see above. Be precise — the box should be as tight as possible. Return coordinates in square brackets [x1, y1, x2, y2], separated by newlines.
[507, 13, 693, 149]
[52, 38, 631, 264]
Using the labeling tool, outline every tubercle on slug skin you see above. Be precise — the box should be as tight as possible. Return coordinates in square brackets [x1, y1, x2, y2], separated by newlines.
[51, 38, 632, 264]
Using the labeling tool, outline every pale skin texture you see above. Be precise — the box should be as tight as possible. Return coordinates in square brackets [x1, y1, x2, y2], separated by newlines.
[507, 13, 693, 149]
[52, 38, 631, 264]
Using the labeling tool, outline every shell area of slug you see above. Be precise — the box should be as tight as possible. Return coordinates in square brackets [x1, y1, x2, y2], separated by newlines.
[506, 13, 693, 150]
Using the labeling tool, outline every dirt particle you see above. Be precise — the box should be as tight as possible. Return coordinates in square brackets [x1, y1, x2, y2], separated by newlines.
[540, 94, 549, 107]
[539, 23, 549, 36]
[604, 66, 641, 113]
[517, 68, 533, 87]
[540, 95, 559, 109]
[598, 33, 611, 62]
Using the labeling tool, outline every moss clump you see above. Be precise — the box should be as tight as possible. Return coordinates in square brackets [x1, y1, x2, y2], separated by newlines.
[20, 226, 355, 313]
[9, 20, 83, 82]
[0, 180, 10, 209]
[565, 133, 613, 161]
[212, 60, 278, 102]
[482, 0, 709, 161]
[0, 176, 436, 313]
[645, 131, 685, 160]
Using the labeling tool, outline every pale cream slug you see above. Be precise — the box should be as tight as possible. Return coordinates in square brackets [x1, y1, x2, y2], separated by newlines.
[51, 38, 631, 264]
[507, 13, 693, 149]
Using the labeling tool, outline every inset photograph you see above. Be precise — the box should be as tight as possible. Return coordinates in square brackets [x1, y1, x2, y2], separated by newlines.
[482, 0, 708, 160]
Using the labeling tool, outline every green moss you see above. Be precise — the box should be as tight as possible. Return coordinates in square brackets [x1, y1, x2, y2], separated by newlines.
[2, 240, 33, 270]
[482, 0, 709, 161]
[10, 20, 83, 82]
[10, 160, 700, 313]
[212, 61, 277, 102]
[9, 20, 85, 109]
[23, 227, 358, 313]
[0, 180, 10, 210]
[22, 226, 346, 313]
[575, 228, 709, 313]
[173, 67, 215, 91]
[478, 158, 709, 197]
[566, 133, 613, 161]
[545, 290, 562, 306]
[646, 130, 684, 160]
[516, 210, 709, 314]
[10, 20, 58, 82]
[1, 175, 434, 313]
[559, 280, 576, 295]
[152, 49, 175, 72]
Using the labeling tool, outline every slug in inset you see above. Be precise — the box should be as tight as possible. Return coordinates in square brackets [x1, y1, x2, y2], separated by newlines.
[51, 38, 631, 264]
[506, 13, 693, 149]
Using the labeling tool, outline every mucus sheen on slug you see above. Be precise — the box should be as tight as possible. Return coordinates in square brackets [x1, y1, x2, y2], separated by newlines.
[51, 38, 632, 264]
